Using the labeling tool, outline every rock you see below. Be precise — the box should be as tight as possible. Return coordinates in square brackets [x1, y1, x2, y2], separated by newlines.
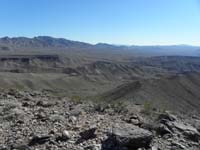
[22, 101, 34, 107]
[3, 108, 26, 122]
[183, 130, 200, 142]
[194, 120, 200, 132]
[28, 135, 51, 146]
[171, 142, 186, 149]
[79, 126, 97, 140]
[173, 122, 197, 132]
[62, 130, 70, 139]
[0, 145, 8, 150]
[36, 100, 53, 107]
[151, 146, 159, 150]
[70, 104, 85, 116]
[157, 112, 177, 122]
[11, 144, 31, 150]
[56, 130, 70, 142]
[35, 111, 47, 121]
[22, 95, 34, 101]
[69, 116, 77, 124]
[94, 105, 105, 113]
[7, 89, 19, 97]
[111, 123, 153, 149]
[49, 114, 65, 122]
[140, 122, 155, 131]
[129, 118, 140, 125]
[84, 144, 101, 150]
[126, 115, 142, 126]
[156, 124, 172, 136]
[173, 122, 200, 142]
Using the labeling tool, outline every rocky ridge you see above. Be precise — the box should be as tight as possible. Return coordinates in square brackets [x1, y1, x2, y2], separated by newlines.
[0, 90, 200, 150]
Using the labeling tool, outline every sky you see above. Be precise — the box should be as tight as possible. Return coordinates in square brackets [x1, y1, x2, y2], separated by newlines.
[0, 0, 200, 45]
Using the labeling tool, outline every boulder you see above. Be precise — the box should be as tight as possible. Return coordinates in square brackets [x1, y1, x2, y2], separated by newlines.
[111, 123, 153, 149]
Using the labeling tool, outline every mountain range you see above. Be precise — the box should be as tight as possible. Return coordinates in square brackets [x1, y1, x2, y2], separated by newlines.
[0, 36, 199, 56]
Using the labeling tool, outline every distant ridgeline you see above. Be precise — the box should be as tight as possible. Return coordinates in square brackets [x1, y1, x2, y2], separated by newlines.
[0, 36, 199, 56]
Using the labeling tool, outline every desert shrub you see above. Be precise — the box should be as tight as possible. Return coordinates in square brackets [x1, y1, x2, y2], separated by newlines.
[71, 95, 82, 104]
[141, 101, 153, 115]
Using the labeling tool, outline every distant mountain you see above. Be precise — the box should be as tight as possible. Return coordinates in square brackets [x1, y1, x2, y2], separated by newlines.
[0, 36, 199, 56]
[95, 43, 127, 49]
[0, 36, 93, 50]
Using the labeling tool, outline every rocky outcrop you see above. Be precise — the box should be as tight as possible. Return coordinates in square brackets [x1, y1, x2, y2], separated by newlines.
[0, 54, 61, 73]
[0, 55, 81, 74]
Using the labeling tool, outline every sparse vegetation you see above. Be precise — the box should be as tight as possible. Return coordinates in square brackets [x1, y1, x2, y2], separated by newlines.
[71, 95, 82, 104]
[141, 101, 154, 115]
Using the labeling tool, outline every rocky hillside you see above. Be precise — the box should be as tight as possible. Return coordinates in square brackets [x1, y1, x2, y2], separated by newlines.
[0, 90, 200, 150]
[99, 73, 200, 113]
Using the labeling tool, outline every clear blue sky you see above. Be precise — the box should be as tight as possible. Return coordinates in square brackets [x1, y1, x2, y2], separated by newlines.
[0, 0, 200, 45]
